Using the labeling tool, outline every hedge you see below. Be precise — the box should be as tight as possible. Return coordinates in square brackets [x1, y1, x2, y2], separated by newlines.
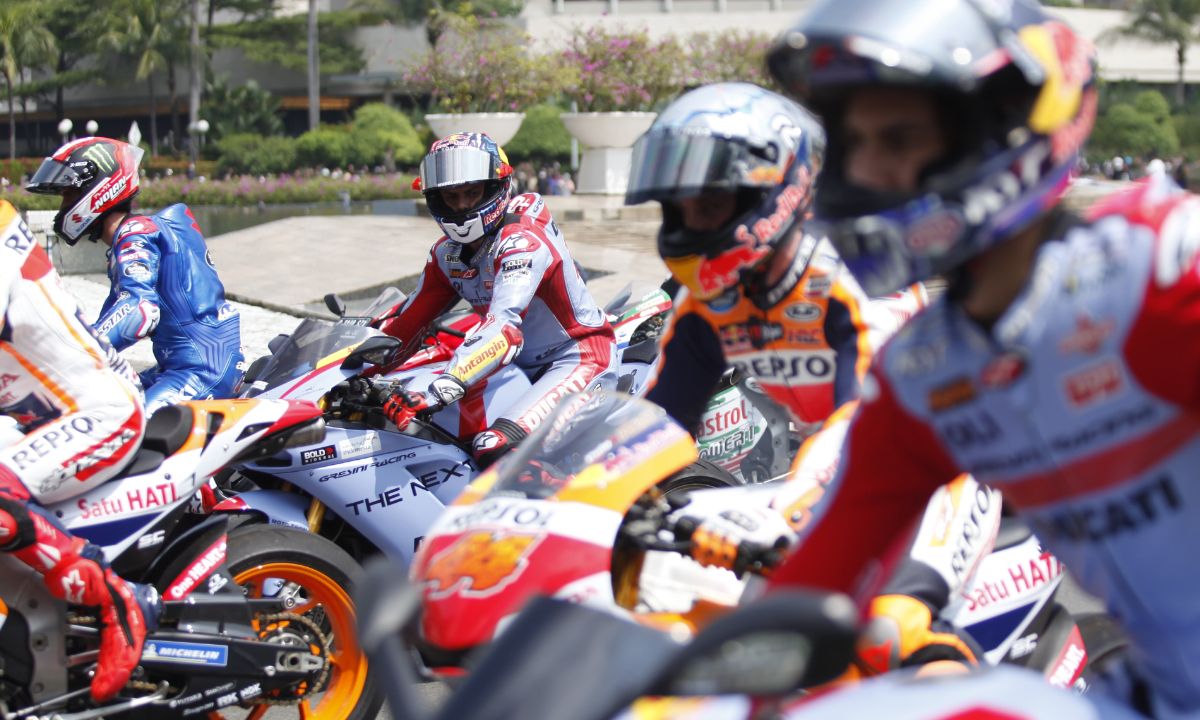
[1, 172, 421, 211]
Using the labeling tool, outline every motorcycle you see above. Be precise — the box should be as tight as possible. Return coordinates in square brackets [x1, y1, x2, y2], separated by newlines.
[0, 398, 380, 720]
[357, 529, 1117, 720]
[409, 392, 1125, 687]
[220, 285, 744, 571]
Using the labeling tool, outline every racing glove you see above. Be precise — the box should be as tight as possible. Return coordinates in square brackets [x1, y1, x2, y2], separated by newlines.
[853, 594, 980, 677]
[383, 374, 466, 430]
[675, 506, 796, 577]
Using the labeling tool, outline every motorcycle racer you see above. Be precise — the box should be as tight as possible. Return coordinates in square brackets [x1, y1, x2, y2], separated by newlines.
[25, 137, 245, 415]
[765, 0, 1194, 714]
[0, 199, 157, 702]
[626, 82, 996, 676]
[379, 132, 617, 466]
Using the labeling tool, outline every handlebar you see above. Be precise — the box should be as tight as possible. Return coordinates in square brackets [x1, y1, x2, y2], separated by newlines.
[620, 496, 786, 578]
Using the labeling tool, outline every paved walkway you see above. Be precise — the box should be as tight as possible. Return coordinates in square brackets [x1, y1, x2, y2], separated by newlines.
[203, 196, 668, 318]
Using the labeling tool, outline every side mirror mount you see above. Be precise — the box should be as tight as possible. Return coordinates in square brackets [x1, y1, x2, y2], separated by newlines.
[266, 333, 290, 355]
[325, 293, 347, 318]
[342, 335, 402, 370]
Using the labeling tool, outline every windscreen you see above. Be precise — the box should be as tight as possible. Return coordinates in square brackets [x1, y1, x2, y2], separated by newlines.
[489, 394, 691, 500]
[254, 319, 378, 390]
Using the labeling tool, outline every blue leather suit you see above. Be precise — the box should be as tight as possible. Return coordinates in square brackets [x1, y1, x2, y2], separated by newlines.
[94, 203, 244, 414]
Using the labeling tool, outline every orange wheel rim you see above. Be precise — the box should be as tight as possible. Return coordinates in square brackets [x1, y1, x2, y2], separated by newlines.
[232, 562, 368, 720]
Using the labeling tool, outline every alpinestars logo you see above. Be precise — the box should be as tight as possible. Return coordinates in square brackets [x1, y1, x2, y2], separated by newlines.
[81, 144, 116, 173]
[60, 568, 87, 604]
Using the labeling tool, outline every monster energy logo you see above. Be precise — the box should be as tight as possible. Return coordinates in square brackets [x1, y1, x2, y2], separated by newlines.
[81, 144, 115, 173]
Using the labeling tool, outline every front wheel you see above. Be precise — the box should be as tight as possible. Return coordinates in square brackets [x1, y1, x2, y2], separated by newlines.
[220, 524, 382, 720]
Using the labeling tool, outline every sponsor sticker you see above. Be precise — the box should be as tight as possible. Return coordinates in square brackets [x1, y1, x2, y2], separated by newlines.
[928, 377, 976, 412]
[143, 640, 229, 666]
[1058, 316, 1114, 355]
[338, 432, 381, 460]
[783, 302, 822, 322]
[123, 262, 152, 281]
[301, 445, 337, 465]
[1064, 360, 1122, 408]
[423, 531, 541, 598]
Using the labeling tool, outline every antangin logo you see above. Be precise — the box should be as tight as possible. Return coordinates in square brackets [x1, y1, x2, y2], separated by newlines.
[81, 144, 116, 173]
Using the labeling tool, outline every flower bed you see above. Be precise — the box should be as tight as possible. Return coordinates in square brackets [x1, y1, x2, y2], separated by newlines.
[3, 172, 421, 211]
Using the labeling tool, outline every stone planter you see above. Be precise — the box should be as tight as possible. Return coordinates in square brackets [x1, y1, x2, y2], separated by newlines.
[424, 112, 525, 146]
[560, 111, 657, 195]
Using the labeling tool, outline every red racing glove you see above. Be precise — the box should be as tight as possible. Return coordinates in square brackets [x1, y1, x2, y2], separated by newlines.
[383, 390, 435, 430]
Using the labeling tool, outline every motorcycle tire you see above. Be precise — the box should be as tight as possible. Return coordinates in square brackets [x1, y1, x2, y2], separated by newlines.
[1076, 611, 1128, 675]
[223, 523, 383, 720]
[659, 459, 742, 496]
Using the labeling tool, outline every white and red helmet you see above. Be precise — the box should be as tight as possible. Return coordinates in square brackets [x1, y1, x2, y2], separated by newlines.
[25, 137, 143, 245]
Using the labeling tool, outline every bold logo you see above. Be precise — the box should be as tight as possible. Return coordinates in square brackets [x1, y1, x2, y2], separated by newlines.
[123, 262, 151, 281]
[507, 195, 533, 214]
[422, 531, 540, 598]
[803, 275, 832, 297]
[732, 351, 833, 384]
[450, 268, 479, 280]
[301, 445, 337, 465]
[905, 208, 964, 255]
[1064, 360, 1122, 408]
[81, 144, 116, 173]
[928, 377, 976, 412]
[783, 302, 822, 322]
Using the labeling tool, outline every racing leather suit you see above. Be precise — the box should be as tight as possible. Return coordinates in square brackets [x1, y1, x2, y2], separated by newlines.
[646, 233, 998, 672]
[771, 178, 1200, 716]
[0, 200, 153, 702]
[380, 192, 617, 453]
[94, 204, 244, 414]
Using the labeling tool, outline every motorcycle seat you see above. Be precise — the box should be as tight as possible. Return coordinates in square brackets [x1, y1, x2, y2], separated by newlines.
[112, 405, 197, 478]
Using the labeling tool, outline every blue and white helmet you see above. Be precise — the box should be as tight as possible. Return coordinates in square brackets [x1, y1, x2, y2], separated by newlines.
[416, 132, 515, 245]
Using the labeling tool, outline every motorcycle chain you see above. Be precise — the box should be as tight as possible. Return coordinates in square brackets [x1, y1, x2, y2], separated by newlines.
[66, 610, 334, 708]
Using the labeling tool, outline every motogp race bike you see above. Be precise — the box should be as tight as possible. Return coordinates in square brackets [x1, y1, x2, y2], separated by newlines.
[221, 286, 750, 571]
[407, 393, 1124, 688]
[0, 398, 379, 720]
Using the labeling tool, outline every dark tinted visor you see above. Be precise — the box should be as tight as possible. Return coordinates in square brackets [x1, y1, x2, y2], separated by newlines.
[25, 158, 85, 195]
[626, 131, 777, 206]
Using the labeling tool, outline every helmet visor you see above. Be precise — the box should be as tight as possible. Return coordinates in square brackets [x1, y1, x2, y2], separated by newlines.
[626, 132, 780, 206]
[418, 147, 497, 192]
[25, 158, 87, 195]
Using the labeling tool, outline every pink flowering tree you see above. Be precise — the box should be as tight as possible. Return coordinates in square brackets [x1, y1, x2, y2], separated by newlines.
[683, 31, 779, 90]
[561, 26, 686, 112]
[403, 16, 572, 114]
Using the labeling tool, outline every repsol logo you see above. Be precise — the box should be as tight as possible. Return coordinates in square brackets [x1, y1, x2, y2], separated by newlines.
[732, 351, 832, 383]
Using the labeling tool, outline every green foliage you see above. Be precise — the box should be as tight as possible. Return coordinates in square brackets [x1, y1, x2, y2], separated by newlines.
[2, 173, 421, 210]
[216, 133, 298, 175]
[404, 15, 570, 113]
[296, 128, 355, 169]
[504, 104, 571, 163]
[351, 103, 425, 167]
[204, 77, 285, 142]
[1172, 113, 1200, 156]
[206, 10, 367, 75]
[1134, 89, 1173, 122]
[1090, 101, 1180, 158]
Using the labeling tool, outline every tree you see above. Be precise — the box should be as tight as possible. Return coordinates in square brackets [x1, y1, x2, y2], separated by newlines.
[1090, 98, 1180, 159]
[0, 1, 56, 160]
[205, 11, 366, 77]
[38, 0, 110, 129]
[1102, 0, 1200, 107]
[203, 76, 284, 142]
[101, 0, 189, 156]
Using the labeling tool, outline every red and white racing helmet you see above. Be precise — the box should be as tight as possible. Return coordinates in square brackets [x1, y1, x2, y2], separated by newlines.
[25, 137, 143, 245]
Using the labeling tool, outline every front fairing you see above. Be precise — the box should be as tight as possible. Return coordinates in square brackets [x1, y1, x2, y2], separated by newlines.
[412, 394, 698, 653]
